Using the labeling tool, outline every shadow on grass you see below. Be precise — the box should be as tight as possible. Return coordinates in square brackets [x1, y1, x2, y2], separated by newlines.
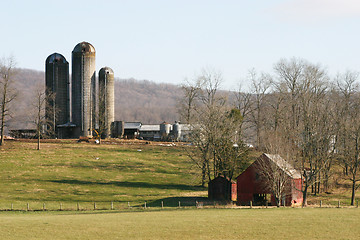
[46, 179, 205, 192]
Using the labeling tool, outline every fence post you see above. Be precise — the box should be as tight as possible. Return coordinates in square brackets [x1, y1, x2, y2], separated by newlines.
[144, 201, 147, 209]
[338, 200, 340, 208]
[178, 201, 181, 208]
[94, 202, 96, 210]
[60, 203, 62, 211]
[43, 203, 46, 211]
[27, 203, 29, 211]
[11, 203, 13, 211]
[250, 201, 252, 209]
[196, 201, 198, 208]
[128, 202, 130, 209]
[77, 202, 80, 211]
[265, 201, 268, 208]
[320, 200, 322, 208]
[111, 201, 114, 210]
[161, 201, 164, 209]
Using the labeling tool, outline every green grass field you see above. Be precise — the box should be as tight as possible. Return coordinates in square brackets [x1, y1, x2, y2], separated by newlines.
[1, 140, 360, 239]
[0, 139, 358, 209]
[1, 208, 359, 239]
[0, 140, 205, 210]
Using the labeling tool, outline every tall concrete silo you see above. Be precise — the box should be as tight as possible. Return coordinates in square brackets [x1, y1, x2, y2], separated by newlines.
[98, 67, 114, 138]
[45, 53, 70, 136]
[71, 41, 96, 137]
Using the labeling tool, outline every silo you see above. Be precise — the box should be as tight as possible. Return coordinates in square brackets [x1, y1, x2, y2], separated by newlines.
[111, 121, 124, 138]
[71, 41, 96, 137]
[160, 121, 171, 140]
[173, 121, 181, 141]
[99, 67, 114, 138]
[45, 53, 70, 136]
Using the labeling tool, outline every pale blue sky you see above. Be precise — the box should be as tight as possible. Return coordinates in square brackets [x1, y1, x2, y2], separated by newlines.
[1, 0, 360, 90]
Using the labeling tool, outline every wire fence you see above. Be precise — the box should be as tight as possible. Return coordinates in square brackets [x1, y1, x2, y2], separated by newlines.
[0, 199, 359, 212]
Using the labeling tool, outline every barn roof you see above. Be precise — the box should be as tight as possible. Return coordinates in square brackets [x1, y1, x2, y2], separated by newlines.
[124, 122, 142, 129]
[263, 153, 301, 179]
[140, 124, 160, 131]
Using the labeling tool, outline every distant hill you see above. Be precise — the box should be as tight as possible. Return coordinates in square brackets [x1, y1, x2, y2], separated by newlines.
[7, 68, 181, 130]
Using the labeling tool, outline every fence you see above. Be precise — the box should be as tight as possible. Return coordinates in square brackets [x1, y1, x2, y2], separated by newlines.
[0, 200, 208, 212]
[0, 200, 359, 212]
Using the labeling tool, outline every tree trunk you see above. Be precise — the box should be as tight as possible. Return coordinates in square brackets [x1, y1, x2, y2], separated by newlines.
[351, 179, 356, 206]
[37, 134, 40, 150]
[0, 121, 4, 146]
[302, 184, 308, 208]
[201, 161, 206, 187]
[0, 106, 5, 146]
[276, 197, 280, 208]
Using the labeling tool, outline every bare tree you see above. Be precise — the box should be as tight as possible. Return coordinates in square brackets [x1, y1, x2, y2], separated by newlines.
[333, 71, 360, 205]
[183, 68, 249, 186]
[32, 85, 56, 150]
[271, 59, 334, 206]
[274, 58, 305, 132]
[178, 78, 200, 124]
[248, 70, 271, 148]
[233, 83, 253, 135]
[0, 56, 17, 145]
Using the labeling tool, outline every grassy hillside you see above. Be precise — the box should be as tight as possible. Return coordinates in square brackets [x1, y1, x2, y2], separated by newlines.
[0, 140, 205, 210]
[0, 139, 358, 210]
[1, 208, 360, 239]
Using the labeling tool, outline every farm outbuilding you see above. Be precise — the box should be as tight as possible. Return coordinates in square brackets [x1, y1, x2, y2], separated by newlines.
[208, 176, 237, 202]
[236, 153, 303, 206]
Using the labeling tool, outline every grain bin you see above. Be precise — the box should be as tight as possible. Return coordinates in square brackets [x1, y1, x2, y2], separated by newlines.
[173, 121, 181, 141]
[160, 121, 171, 140]
[71, 41, 96, 137]
[98, 67, 114, 138]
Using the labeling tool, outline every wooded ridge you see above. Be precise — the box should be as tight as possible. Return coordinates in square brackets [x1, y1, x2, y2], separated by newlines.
[7, 68, 181, 130]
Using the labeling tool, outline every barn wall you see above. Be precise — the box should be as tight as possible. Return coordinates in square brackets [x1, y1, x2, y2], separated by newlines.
[208, 177, 232, 201]
[236, 158, 303, 206]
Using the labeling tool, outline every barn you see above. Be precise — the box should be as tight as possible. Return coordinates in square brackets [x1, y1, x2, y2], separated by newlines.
[208, 176, 237, 202]
[236, 153, 303, 206]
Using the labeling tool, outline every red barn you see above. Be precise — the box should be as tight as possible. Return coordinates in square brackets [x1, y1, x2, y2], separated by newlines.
[236, 153, 303, 206]
[208, 176, 237, 202]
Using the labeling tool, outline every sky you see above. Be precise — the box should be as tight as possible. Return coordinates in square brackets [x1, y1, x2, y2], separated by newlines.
[1, 0, 360, 90]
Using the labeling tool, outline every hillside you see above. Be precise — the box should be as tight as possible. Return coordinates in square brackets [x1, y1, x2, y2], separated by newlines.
[0, 140, 204, 208]
[7, 68, 181, 130]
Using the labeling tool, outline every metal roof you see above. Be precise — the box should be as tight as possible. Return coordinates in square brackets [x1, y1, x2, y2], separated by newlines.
[124, 122, 142, 129]
[99, 67, 114, 75]
[140, 124, 160, 131]
[72, 41, 95, 53]
[263, 153, 301, 179]
[46, 53, 68, 64]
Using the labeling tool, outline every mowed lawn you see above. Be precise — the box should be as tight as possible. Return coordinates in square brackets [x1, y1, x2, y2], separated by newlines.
[1, 208, 359, 239]
[0, 140, 204, 209]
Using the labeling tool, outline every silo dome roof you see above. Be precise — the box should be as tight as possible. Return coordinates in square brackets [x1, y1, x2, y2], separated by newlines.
[46, 53, 68, 64]
[72, 41, 95, 53]
[99, 67, 114, 75]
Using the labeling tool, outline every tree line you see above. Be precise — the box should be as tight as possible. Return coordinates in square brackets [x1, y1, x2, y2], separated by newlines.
[179, 59, 360, 206]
